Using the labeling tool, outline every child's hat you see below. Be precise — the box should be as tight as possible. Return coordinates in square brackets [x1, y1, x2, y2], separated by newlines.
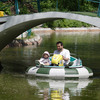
[43, 51, 50, 57]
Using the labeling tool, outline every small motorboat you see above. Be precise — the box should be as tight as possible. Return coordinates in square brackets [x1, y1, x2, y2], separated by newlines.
[26, 54, 93, 79]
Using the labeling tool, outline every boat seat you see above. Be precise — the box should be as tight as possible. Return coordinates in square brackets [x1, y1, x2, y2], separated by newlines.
[70, 57, 76, 62]
[35, 60, 40, 65]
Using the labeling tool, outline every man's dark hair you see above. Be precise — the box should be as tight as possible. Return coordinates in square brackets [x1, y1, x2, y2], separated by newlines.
[56, 41, 63, 46]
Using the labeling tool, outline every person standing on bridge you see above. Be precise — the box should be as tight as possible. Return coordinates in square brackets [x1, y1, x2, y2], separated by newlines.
[54, 41, 70, 66]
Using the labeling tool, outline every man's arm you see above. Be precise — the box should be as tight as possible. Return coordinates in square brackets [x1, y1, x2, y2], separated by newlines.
[63, 49, 70, 61]
[63, 56, 69, 61]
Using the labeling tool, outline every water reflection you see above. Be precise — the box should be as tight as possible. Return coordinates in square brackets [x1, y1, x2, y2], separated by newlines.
[0, 32, 100, 100]
[27, 78, 93, 100]
[0, 61, 3, 71]
[0, 32, 100, 77]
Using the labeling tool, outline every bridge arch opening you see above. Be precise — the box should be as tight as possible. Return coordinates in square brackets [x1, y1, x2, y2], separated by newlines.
[0, 12, 100, 51]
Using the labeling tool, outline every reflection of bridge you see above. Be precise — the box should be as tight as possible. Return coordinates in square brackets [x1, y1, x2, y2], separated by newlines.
[0, 12, 100, 51]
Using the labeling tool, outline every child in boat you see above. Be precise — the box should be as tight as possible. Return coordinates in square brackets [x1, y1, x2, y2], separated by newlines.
[39, 51, 51, 65]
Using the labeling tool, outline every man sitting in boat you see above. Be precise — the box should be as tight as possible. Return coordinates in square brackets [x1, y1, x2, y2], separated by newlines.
[54, 41, 70, 66]
[39, 51, 51, 65]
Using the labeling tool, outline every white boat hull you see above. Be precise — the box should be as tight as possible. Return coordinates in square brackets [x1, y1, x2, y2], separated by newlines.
[26, 66, 93, 79]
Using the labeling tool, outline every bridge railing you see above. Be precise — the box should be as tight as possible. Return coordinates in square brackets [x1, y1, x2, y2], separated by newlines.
[0, 0, 100, 17]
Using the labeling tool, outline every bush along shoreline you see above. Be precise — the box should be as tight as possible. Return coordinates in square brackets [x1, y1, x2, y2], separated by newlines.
[5, 27, 100, 48]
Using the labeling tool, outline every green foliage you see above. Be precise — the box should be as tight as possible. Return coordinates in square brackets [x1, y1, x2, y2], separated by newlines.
[26, 32, 35, 39]
[0, 2, 12, 15]
[40, 0, 98, 12]
[0, 0, 97, 27]
[20, 6, 30, 14]
[80, 2, 97, 11]
[40, 0, 56, 12]
[42, 19, 91, 28]
[58, 0, 79, 11]
[40, 0, 97, 28]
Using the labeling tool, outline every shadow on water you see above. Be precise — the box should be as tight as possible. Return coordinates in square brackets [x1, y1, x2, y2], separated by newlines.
[0, 61, 3, 72]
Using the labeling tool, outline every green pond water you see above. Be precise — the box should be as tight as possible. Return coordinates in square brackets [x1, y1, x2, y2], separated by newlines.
[0, 32, 100, 100]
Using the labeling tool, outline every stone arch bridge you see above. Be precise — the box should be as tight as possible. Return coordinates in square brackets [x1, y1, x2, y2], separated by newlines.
[0, 12, 100, 51]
